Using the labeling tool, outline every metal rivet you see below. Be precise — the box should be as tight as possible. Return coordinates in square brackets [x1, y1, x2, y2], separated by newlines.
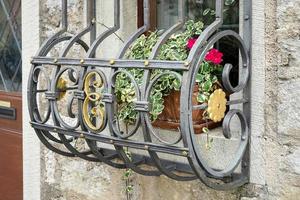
[53, 128, 57, 132]
[144, 60, 149, 66]
[243, 63, 247, 67]
[244, 15, 250, 20]
[184, 61, 190, 67]
[80, 133, 85, 138]
[80, 59, 85, 64]
[182, 151, 188, 156]
[242, 136, 246, 141]
[54, 58, 58, 63]
[110, 140, 114, 144]
[91, 18, 96, 24]
[144, 145, 149, 150]
[110, 59, 115, 65]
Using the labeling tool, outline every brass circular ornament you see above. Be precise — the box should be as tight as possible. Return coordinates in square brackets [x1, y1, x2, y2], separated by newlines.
[207, 89, 227, 122]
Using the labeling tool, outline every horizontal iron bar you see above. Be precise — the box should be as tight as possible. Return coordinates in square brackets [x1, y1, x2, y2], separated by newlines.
[31, 57, 190, 71]
[37, 87, 77, 93]
[30, 122, 190, 157]
[101, 148, 194, 174]
[227, 99, 249, 105]
[192, 98, 248, 110]
[76, 145, 242, 178]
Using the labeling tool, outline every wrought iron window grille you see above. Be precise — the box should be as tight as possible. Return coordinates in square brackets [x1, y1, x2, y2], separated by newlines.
[28, 0, 251, 190]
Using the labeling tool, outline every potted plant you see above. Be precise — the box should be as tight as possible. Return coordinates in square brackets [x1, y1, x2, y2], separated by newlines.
[114, 20, 226, 134]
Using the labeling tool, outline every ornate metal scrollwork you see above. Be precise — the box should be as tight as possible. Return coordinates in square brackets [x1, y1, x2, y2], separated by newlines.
[82, 70, 107, 132]
[28, 0, 252, 190]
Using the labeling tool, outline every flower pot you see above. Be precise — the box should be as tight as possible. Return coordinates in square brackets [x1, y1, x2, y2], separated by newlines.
[151, 85, 222, 134]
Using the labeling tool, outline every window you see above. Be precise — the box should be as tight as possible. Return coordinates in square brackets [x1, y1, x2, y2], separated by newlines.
[0, 0, 22, 92]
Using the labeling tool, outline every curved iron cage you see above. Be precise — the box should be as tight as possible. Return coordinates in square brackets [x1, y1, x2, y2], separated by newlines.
[28, 0, 252, 190]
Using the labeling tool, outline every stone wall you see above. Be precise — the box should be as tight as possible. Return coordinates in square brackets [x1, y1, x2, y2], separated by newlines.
[37, 0, 300, 200]
[264, 0, 300, 199]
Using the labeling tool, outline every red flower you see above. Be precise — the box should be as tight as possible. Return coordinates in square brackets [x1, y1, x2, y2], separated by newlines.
[187, 38, 197, 50]
[205, 48, 223, 65]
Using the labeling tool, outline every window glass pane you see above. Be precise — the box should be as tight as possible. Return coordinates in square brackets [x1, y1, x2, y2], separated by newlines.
[0, 0, 22, 92]
[157, 0, 239, 31]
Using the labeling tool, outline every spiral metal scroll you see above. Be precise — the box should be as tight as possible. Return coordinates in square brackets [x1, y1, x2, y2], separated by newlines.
[180, 30, 250, 189]
[28, 0, 251, 190]
[82, 70, 107, 132]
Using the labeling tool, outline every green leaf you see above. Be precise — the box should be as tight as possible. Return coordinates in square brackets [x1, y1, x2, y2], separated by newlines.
[173, 79, 181, 90]
[225, 0, 235, 6]
[202, 127, 209, 133]
[196, 74, 204, 83]
[210, 10, 216, 16]
[197, 93, 208, 103]
[203, 8, 211, 16]
[203, 80, 213, 92]
[212, 75, 218, 83]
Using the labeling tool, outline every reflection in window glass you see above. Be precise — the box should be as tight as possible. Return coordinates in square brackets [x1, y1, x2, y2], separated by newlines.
[0, 0, 22, 92]
[157, 0, 239, 31]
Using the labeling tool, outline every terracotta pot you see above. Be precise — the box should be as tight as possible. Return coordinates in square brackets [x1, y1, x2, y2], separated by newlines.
[152, 85, 222, 134]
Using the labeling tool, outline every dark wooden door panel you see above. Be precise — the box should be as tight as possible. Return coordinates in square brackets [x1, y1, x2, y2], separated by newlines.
[0, 92, 22, 200]
[0, 131, 22, 200]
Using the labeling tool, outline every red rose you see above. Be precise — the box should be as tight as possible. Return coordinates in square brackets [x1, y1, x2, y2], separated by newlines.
[205, 48, 223, 65]
[187, 38, 197, 50]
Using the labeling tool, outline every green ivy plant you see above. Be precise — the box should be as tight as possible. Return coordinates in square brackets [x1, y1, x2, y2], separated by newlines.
[114, 20, 223, 124]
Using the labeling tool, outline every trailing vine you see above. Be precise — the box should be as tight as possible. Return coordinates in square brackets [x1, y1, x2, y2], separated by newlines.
[123, 148, 134, 200]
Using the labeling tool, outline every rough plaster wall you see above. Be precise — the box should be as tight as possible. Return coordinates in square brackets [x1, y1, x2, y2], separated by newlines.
[38, 0, 300, 200]
[264, 0, 300, 199]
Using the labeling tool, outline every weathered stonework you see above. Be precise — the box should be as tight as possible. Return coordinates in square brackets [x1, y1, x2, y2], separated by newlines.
[264, 0, 300, 199]
[37, 0, 300, 199]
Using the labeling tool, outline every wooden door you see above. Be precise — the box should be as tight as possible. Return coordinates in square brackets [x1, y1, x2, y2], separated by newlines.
[0, 0, 22, 199]
[0, 92, 22, 200]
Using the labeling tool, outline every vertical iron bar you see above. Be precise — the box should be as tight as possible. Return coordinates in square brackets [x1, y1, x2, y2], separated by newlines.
[114, 0, 120, 28]
[85, 0, 120, 58]
[215, 0, 224, 22]
[242, 0, 252, 182]
[178, 0, 187, 22]
[143, 0, 150, 29]
[61, 0, 68, 30]
[87, 0, 96, 45]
